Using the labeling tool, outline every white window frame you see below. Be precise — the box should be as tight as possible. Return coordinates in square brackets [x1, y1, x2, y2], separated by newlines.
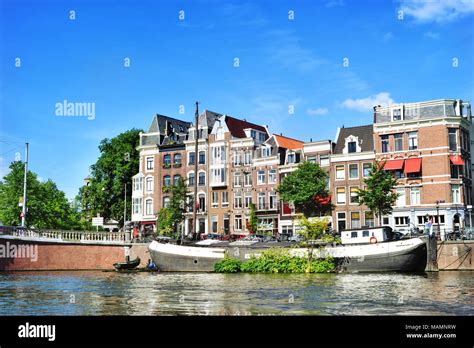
[145, 198, 154, 216]
[145, 176, 153, 192]
[348, 164, 359, 180]
[257, 170, 266, 185]
[336, 187, 346, 205]
[146, 156, 154, 171]
[335, 165, 345, 180]
[410, 187, 420, 205]
[268, 169, 277, 184]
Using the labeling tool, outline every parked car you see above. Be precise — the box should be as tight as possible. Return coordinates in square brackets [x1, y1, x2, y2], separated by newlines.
[288, 234, 303, 243]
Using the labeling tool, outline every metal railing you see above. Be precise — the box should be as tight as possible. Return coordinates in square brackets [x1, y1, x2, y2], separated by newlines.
[0, 226, 127, 244]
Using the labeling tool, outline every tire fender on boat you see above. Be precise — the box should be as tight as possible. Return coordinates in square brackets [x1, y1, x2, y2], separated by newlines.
[369, 236, 377, 244]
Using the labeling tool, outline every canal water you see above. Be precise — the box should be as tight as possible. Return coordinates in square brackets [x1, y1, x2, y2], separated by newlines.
[0, 271, 472, 315]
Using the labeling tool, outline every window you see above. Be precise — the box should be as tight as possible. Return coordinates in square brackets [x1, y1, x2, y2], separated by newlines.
[146, 157, 154, 170]
[234, 192, 242, 208]
[216, 126, 224, 140]
[363, 163, 371, 177]
[336, 165, 345, 180]
[233, 151, 241, 166]
[448, 128, 457, 151]
[395, 216, 409, 226]
[257, 170, 266, 184]
[337, 212, 346, 231]
[351, 231, 358, 238]
[146, 177, 153, 192]
[163, 196, 170, 208]
[449, 163, 459, 179]
[396, 188, 405, 207]
[233, 172, 241, 187]
[394, 134, 403, 151]
[262, 147, 271, 157]
[350, 187, 359, 204]
[351, 212, 361, 229]
[188, 152, 195, 165]
[211, 216, 218, 233]
[410, 187, 420, 205]
[145, 199, 153, 215]
[174, 153, 182, 165]
[244, 192, 252, 208]
[393, 108, 402, 121]
[198, 172, 206, 186]
[381, 135, 389, 153]
[307, 156, 317, 163]
[382, 216, 390, 225]
[287, 153, 296, 164]
[244, 152, 252, 165]
[198, 151, 205, 164]
[244, 172, 252, 186]
[212, 192, 218, 207]
[268, 169, 277, 184]
[336, 187, 346, 204]
[163, 154, 171, 166]
[188, 173, 195, 186]
[133, 177, 143, 191]
[258, 192, 266, 210]
[320, 155, 329, 167]
[348, 141, 357, 153]
[259, 132, 266, 142]
[269, 191, 277, 209]
[132, 198, 142, 214]
[211, 146, 226, 165]
[234, 215, 242, 231]
[364, 211, 374, 227]
[362, 230, 370, 237]
[418, 215, 445, 225]
[452, 184, 461, 203]
[173, 175, 181, 186]
[163, 175, 171, 187]
[250, 130, 256, 139]
[222, 192, 229, 207]
[408, 132, 418, 150]
[349, 164, 358, 179]
[211, 168, 226, 186]
[198, 194, 206, 212]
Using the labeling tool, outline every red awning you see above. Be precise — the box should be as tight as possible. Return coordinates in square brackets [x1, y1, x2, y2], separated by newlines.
[404, 158, 422, 174]
[450, 155, 465, 166]
[383, 159, 404, 171]
[141, 221, 156, 225]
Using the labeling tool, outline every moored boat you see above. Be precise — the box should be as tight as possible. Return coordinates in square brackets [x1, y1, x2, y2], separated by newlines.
[113, 257, 141, 271]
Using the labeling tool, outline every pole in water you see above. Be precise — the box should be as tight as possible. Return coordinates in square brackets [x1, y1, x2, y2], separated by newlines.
[193, 100, 199, 240]
[21, 142, 29, 227]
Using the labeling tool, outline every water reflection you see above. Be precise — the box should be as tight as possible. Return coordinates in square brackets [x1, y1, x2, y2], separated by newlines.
[0, 271, 472, 316]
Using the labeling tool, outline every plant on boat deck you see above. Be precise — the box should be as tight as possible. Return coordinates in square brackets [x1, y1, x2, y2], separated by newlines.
[214, 248, 335, 274]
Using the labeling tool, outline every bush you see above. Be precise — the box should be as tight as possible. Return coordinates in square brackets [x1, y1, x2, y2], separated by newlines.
[214, 249, 335, 273]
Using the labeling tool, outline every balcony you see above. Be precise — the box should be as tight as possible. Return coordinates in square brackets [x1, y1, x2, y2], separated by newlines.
[256, 204, 279, 213]
[162, 163, 171, 169]
[173, 163, 182, 168]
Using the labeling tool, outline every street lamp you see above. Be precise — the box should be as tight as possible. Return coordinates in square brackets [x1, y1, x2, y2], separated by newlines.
[435, 200, 445, 240]
[467, 205, 473, 230]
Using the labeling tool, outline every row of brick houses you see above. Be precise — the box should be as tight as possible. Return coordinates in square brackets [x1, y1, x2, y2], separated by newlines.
[130, 98, 473, 237]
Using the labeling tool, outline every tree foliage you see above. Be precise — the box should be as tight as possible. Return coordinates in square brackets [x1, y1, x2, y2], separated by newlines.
[78, 129, 142, 226]
[357, 160, 399, 224]
[0, 161, 83, 229]
[277, 161, 332, 217]
[295, 215, 329, 262]
[157, 177, 189, 237]
[246, 203, 258, 234]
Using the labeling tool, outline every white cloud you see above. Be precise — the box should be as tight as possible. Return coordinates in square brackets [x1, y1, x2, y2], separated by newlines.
[326, 0, 344, 8]
[424, 31, 440, 39]
[383, 32, 394, 41]
[399, 0, 474, 23]
[341, 92, 395, 112]
[307, 107, 328, 116]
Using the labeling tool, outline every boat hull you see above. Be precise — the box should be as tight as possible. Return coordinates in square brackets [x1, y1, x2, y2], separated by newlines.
[148, 238, 428, 273]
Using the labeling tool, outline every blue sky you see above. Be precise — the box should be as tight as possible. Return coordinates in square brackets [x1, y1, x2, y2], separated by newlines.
[1, 0, 473, 199]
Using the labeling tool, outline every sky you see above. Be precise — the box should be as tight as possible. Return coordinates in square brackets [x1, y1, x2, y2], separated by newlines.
[0, 0, 473, 199]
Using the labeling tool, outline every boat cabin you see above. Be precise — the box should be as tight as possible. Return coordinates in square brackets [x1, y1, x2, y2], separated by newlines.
[340, 226, 394, 245]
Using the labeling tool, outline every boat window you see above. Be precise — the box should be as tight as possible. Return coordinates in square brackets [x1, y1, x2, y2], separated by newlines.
[362, 230, 369, 237]
[351, 231, 358, 238]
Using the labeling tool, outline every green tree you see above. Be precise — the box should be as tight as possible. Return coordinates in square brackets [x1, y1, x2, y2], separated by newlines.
[247, 203, 258, 235]
[0, 161, 81, 229]
[277, 161, 332, 217]
[295, 215, 328, 262]
[157, 177, 189, 238]
[357, 160, 399, 225]
[77, 129, 142, 227]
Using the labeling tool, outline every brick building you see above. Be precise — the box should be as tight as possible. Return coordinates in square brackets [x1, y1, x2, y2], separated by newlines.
[373, 99, 472, 235]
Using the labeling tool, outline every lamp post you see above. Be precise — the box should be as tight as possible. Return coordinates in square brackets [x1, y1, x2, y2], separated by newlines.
[435, 200, 445, 240]
[467, 205, 473, 230]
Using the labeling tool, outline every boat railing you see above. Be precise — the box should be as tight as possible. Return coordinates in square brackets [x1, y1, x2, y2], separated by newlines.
[0, 226, 127, 244]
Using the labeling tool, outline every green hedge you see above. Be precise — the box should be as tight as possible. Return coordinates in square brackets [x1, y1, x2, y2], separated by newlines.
[214, 249, 335, 273]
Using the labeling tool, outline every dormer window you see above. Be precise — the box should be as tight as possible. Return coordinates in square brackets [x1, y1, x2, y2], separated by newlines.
[392, 108, 402, 121]
[287, 152, 296, 164]
[251, 130, 256, 139]
[348, 141, 357, 153]
[262, 147, 271, 157]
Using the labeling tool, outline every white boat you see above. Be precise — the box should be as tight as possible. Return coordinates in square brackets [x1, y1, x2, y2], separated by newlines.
[149, 227, 428, 272]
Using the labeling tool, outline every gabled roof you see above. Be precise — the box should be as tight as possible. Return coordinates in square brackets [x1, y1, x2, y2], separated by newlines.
[224, 116, 268, 138]
[334, 124, 374, 154]
[273, 134, 304, 150]
[199, 110, 222, 130]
